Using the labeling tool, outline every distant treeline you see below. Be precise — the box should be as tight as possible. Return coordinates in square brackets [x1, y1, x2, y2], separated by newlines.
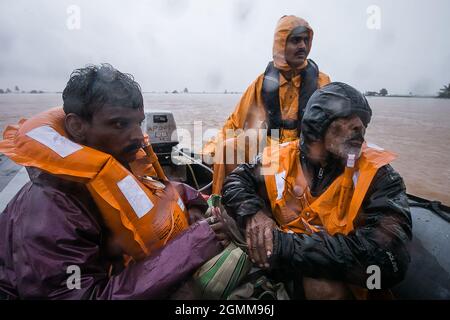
[365, 83, 450, 99]
[0, 86, 45, 94]
[2, 83, 449, 98]
[158, 88, 242, 94]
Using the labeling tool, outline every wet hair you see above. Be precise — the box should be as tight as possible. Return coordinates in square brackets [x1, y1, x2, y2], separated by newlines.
[62, 63, 144, 121]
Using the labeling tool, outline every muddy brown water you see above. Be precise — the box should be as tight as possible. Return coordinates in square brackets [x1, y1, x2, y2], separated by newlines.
[1, 93, 449, 205]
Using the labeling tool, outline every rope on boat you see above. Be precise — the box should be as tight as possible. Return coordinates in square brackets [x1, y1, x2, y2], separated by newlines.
[172, 146, 213, 193]
[407, 193, 450, 223]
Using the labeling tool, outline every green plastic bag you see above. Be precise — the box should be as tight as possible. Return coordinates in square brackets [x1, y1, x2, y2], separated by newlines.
[191, 194, 251, 299]
[193, 242, 252, 299]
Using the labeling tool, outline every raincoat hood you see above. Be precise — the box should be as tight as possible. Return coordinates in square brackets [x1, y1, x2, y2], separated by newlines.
[273, 15, 314, 72]
[301, 82, 372, 142]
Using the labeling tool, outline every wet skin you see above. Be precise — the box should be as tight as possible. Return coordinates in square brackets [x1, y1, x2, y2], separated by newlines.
[303, 115, 366, 168]
[65, 106, 145, 166]
[323, 115, 366, 164]
[285, 31, 310, 70]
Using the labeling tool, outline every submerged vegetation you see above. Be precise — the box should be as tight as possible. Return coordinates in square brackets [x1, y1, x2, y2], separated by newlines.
[438, 83, 450, 98]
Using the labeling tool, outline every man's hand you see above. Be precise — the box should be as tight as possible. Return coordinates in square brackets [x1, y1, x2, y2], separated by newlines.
[210, 220, 230, 248]
[245, 211, 276, 268]
[188, 207, 205, 225]
[206, 208, 231, 248]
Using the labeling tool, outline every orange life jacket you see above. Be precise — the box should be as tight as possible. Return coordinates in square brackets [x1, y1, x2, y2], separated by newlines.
[0, 107, 189, 261]
[262, 141, 397, 299]
[262, 140, 397, 236]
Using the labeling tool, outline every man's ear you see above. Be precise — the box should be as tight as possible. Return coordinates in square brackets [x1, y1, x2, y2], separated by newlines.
[64, 113, 87, 143]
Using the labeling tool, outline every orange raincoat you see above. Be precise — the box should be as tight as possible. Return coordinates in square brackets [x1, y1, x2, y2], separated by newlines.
[208, 16, 331, 194]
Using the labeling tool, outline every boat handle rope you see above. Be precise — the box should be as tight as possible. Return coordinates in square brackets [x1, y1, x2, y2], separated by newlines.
[407, 193, 450, 223]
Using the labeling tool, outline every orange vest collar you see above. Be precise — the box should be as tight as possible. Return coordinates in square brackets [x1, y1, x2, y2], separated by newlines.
[263, 141, 397, 235]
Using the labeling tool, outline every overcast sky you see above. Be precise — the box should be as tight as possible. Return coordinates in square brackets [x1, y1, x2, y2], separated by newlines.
[1, 0, 449, 95]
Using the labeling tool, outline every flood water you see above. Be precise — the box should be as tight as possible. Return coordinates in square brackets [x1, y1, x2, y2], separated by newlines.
[1, 93, 449, 205]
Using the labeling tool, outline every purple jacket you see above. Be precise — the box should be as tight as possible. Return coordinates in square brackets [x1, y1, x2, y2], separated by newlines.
[0, 168, 221, 299]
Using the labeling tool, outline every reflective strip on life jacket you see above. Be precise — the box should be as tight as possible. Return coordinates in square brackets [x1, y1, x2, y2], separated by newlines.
[0, 107, 189, 261]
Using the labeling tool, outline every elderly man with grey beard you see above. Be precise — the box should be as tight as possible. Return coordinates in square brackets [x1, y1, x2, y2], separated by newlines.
[221, 82, 412, 299]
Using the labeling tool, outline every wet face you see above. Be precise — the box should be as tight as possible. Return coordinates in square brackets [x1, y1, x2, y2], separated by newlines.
[285, 31, 310, 69]
[323, 115, 366, 163]
[66, 106, 145, 166]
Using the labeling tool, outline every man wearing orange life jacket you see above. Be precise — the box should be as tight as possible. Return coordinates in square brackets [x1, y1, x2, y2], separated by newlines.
[222, 82, 412, 299]
[207, 15, 331, 194]
[0, 64, 226, 299]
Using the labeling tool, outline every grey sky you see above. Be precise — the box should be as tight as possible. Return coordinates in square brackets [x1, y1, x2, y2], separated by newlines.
[0, 0, 449, 95]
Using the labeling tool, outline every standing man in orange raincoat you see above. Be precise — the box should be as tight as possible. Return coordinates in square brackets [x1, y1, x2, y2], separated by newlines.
[208, 15, 331, 194]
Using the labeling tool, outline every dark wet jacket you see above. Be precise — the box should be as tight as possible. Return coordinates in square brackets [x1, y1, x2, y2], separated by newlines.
[222, 160, 412, 288]
[0, 169, 221, 299]
[222, 83, 412, 289]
